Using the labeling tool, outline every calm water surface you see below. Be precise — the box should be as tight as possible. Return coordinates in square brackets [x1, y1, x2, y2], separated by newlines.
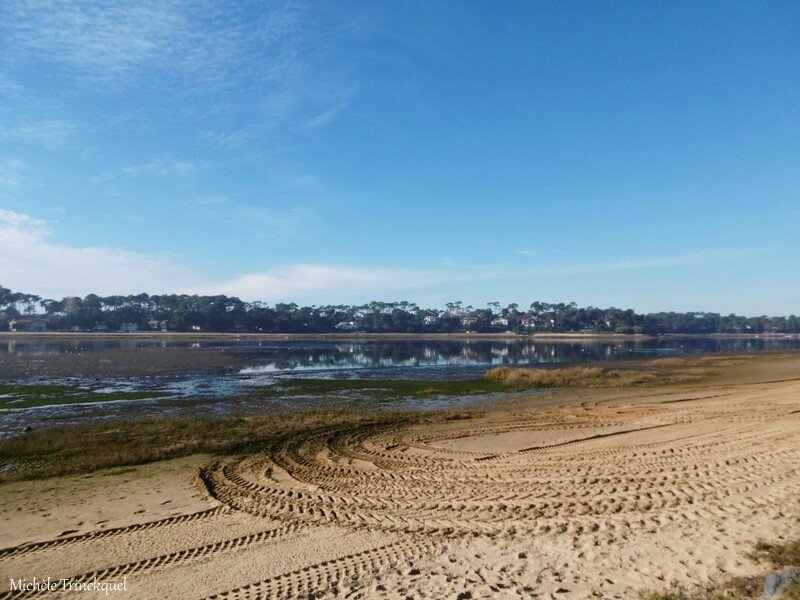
[4, 336, 799, 368]
[2, 336, 798, 435]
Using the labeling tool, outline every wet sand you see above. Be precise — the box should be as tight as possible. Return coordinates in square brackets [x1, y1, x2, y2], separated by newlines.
[0, 346, 252, 378]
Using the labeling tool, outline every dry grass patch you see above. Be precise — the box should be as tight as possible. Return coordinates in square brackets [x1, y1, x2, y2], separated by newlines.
[647, 357, 691, 367]
[485, 366, 659, 388]
[0, 409, 433, 482]
[750, 540, 800, 570]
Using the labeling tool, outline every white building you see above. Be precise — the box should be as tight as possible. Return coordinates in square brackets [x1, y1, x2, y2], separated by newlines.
[8, 316, 47, 332]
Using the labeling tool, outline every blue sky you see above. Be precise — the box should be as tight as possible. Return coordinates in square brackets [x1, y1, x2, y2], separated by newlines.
[0, 1, 798, 315]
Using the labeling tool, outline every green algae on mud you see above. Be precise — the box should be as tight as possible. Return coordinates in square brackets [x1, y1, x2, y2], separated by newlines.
[0, 383, 174, 410]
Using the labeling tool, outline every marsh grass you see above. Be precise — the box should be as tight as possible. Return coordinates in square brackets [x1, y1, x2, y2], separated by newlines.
[271, 378, 513, 399]
[485, 366, 660, 388]
[0, 409, 433, 482]
[647, 358, 691, 367]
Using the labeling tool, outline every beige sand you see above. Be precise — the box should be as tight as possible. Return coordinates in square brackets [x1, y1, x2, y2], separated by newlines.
[0, 456, 215, 548]
[2, 358, 799, 599]
[435, 425, 631, 453]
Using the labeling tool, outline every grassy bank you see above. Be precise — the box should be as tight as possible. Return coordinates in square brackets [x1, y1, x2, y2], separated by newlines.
[0, 409, 442, 482]
[270, 377, 515, 400]
[484, 362, 708, 388]
[486, 366, 657, 388]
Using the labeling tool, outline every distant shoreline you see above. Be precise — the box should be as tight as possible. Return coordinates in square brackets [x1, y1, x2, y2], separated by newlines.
[1, 331, 797, 342]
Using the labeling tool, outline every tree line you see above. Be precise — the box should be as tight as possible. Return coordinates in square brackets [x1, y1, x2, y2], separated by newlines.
[1, 286, 798, 334]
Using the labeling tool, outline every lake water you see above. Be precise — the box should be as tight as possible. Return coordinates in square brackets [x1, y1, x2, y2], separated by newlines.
[2, 336, 798, 435]
[4, 335, 799, 370]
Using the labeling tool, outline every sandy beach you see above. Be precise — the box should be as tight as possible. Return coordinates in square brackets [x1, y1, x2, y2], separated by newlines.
[1, 353, 799, 598]
[4, 1, 798, 596]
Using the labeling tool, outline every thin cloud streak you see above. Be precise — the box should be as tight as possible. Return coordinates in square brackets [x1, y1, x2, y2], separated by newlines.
[517, 250, 750, 277]
[0, 209, 749, 302]
[440, 250, 748, 284]
[3, 0, 206, 84]
[182, 251, 751, 301]
[0, 159, 28, 189]
[121, 157, 203, 177]
[189, 264, 443, 302]
[515, 249, 537, 257]
[0, 119, 77, 149]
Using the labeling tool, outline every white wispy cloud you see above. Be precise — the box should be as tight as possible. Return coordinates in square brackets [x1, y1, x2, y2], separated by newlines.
[441, 251, 750, 282]
[0, 209, 748, 302]
[517, 251, 748, 276]
[1, 1, 359, 137]
[233, 204, 317, 239]
[300, 88, 359, 130]
[0, 73, 23, 93]
[197, 195, 231, 206]
[188, 264, 441, 301]
[0, 159, 28, 189]
[0, 208, 195, 298]
[191, 195, 317, 239]
[1, 0, 197, 83]
[0, 119, 77, 149]
[121, 157, 203, 177]
[0, 209, 427, 301]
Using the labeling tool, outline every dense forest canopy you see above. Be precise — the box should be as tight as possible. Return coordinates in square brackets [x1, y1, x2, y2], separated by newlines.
[1, 285, 798, 334]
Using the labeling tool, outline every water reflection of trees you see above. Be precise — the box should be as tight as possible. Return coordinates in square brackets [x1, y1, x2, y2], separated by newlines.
[227, 339, 799, 371]
[3, 339, 799, 368]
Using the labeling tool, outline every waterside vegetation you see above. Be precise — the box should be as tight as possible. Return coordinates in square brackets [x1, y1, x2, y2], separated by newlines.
[3, 286, 799, 335]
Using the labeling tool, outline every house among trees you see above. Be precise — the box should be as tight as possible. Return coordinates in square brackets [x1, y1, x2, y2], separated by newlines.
[119, 322, 138, 333]
[1, 285, 799, 335]
[148, 319, 168, 332]
[460, 316, 478, 328]
[8, 316, 48, 332]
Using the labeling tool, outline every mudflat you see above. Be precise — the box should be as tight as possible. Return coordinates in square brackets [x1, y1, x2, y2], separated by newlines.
[1, 353, 799, 599]
[0, 346, 251, 378]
